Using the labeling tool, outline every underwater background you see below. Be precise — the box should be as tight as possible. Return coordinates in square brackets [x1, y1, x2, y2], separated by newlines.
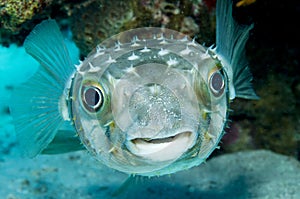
[0, 0, 299, 198]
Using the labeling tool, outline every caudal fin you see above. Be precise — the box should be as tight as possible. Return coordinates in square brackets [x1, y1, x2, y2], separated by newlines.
[9, 20, 77, 157]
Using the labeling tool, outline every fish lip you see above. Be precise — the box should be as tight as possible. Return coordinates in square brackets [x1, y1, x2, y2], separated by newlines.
[131, 132, 188, 145]
[126, 131, 196, 162]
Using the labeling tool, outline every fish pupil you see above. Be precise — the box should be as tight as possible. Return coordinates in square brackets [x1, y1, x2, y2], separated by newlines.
[83, 86, 103, 111]
[85, 88, 99, 106]
[210, 72, 225, 96]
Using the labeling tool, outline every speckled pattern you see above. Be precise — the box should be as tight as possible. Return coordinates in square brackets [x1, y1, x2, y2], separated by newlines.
[0, 150, 299, 198]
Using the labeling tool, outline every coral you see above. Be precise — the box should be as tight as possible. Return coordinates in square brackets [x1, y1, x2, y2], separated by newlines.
[226, 74, 298, 157]
[0, 0, 52, 45]
[137, 0, 216, 44]
[222, 120, 255, 153]
[70, 0, 135, 56]
[70, 0, 216, 56]
[236, 0, 256, 7]
[0, 0, 216, 55]
[179, 17, 200, 36]
[0, 0, 88, 46]
[250, 75, 298, 156]
[0, 0, 49, 31]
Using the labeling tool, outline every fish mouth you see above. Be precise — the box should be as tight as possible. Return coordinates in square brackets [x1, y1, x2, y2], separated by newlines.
[131, 132, 187, 144]
[126, 131, 196, 162]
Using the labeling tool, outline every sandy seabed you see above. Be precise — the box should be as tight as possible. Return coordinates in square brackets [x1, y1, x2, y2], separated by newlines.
[1, 149, 299, 199]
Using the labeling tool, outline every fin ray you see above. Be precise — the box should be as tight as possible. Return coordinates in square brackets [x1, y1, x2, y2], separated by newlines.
[42, 121, 85, 154]
[216, 0, 258, 99]
[25, 20, 74, 84]
[10, 19, 75, 157]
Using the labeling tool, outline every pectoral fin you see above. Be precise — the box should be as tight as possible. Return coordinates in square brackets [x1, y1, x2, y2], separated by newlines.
[215, 0, 259, 100]
[42, 129, 85, 154]
[9, 20, 76, 157]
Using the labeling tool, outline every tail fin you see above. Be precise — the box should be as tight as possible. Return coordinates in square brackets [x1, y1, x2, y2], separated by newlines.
[215, 0, 258, 100]
[10, 20, 76, 157]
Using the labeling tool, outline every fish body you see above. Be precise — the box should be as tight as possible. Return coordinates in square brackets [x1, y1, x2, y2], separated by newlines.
[71, 28, 228, 175]
[9, 0, 257, 176]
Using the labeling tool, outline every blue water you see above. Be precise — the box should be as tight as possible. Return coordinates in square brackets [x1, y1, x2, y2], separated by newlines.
[1, 39, 299, 199]
[0, 44, 37, 152]
[0, 37, 79, 154]
[0, 0, 299, 197]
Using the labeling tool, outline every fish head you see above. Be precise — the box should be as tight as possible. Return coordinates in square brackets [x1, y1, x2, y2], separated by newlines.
[70, 28, 229, 175]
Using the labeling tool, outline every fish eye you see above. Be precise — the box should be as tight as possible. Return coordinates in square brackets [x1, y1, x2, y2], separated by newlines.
[82, 85, 104, 112]
[209, 70, 225, 97]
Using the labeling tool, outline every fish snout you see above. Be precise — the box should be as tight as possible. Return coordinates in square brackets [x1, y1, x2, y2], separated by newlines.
[128, 83, 181, 134]
[110, 63, 200, 163]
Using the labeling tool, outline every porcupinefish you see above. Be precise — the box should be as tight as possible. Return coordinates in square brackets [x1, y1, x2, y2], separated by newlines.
[9, 0, 258, 176]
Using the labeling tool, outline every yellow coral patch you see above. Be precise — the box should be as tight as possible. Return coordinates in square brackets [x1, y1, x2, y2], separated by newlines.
[236, 0, 256, 7]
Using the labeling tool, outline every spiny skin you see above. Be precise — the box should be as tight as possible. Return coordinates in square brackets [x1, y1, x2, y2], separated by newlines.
[70, 28, 228, 176]
[8, 0, 257, 177]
